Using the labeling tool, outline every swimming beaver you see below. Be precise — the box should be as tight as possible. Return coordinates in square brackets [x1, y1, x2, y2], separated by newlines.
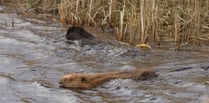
[59, 69, 157, 89]
[66, 26, 95, 40]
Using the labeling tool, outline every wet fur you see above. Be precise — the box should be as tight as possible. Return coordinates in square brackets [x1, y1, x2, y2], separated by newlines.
[59, 69, 157, 89]
[66, 26, 95, 40]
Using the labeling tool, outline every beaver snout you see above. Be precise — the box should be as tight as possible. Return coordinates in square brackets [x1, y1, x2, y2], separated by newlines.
[59, 80, 64, 87]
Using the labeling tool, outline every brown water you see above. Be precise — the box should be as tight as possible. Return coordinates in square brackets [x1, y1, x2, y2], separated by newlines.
[0, 6, 209, 103]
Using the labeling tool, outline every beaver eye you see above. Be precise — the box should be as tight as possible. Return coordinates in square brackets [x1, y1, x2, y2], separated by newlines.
[69, 78, 73, 81]
[81, 77, 86, 82]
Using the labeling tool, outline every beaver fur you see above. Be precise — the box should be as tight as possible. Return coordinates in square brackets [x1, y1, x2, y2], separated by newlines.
[66, 26, 95, 40]
[59, 69, 157, 89]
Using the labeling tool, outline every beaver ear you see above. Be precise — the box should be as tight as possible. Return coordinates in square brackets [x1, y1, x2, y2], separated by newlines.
[81, 77, 87, 82]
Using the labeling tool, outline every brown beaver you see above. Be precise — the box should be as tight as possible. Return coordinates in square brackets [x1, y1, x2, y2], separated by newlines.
[59, 69, 157, 89]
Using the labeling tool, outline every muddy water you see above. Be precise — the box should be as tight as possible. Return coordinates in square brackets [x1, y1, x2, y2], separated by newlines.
[1, 6, 209, 103]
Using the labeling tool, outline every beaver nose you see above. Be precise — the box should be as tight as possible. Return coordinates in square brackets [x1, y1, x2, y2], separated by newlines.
[59, 81, 63, 87]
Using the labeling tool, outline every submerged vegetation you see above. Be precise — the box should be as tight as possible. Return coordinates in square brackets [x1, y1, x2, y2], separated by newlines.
[1, 0, 209, 49]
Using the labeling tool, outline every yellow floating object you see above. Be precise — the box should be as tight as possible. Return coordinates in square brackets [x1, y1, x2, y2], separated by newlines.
[136, 43, 152, 49]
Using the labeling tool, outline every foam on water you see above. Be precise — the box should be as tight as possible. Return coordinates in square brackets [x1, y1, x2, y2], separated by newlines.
[0, 35, 35, 48]
[0, 55, 25, 73]
[0, 14, 31, 27]
[0, 77, 80, 103]
[0, 77, 9, 84]
[14, 82, 81, 103]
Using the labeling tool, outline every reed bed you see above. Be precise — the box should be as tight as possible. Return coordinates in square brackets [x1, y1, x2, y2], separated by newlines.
[3, 0, 209, 49]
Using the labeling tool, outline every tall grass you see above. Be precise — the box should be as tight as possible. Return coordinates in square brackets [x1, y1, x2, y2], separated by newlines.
[6, 0, 209, 48]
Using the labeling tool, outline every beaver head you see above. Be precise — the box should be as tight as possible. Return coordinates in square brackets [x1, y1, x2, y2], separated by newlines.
[138, 69, 158, 80]
[66, 26, 95, 40]
[59, 73, 94, 89]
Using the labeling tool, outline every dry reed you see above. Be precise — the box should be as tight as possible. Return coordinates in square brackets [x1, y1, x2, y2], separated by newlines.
[5, 0, 209, 49]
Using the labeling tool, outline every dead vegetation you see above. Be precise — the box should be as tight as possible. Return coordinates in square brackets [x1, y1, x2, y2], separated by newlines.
[1, 0, 209, 49]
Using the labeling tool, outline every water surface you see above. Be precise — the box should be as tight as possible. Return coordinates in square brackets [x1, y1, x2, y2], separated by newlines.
[0, 6, 209, 103]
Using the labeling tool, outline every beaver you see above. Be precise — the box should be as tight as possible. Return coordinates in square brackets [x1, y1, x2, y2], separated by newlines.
[59, 69, 157, 89]
[66, 26, 95, 40]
